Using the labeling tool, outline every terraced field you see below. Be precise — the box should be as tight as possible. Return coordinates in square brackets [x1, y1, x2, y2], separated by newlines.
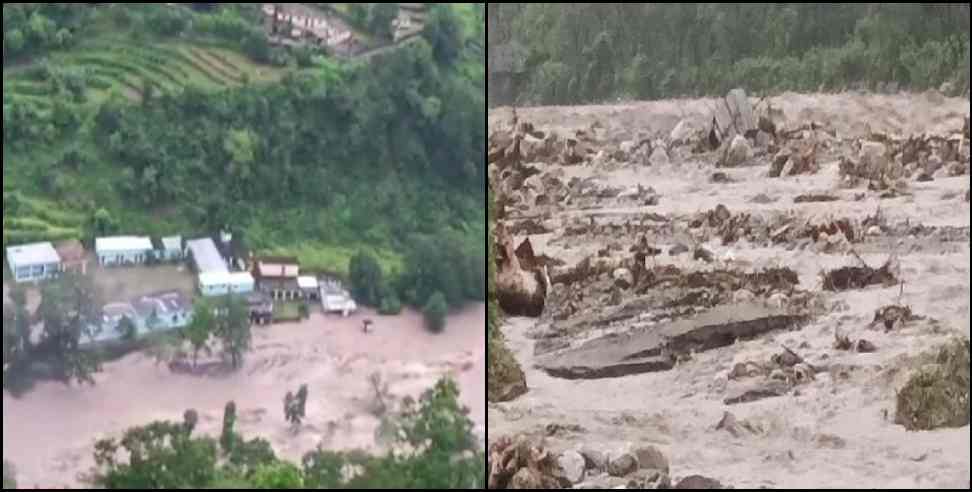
[2, 40, 285, 107]
[2, 195, 86, 249]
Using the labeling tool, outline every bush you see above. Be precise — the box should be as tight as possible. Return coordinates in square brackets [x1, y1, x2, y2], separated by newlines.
[895, 337, 970, 431]
[349, 251, 383, 307]
[298, 302, 309, 320]
[242, 29, 270, 63]
[422, 291, 448, 334]
[146, 6, 190, 37]
[378, 294, 402, 316]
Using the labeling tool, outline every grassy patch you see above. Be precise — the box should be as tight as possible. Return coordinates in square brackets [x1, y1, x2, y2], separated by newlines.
[262, 242, 404, 279]
[273, 301, 303, 323]
[895, 337, 970, 431]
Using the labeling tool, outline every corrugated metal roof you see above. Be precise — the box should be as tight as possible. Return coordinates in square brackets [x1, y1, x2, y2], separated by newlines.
[6, 242, 61, 267]
[187, 238, 228, 274]
[297, 276, 319, 289]
[161, 236, 182, 251]
[96, 236, 154, 253]
[257, 262, 299, 279]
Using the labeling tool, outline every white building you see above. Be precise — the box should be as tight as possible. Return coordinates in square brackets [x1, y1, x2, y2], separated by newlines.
[158, 236, 184, 262]
[96, 236, 154, 266]
[319, 278, 357, 317]
[186, 237, 229, 274]
[199, 271, 255, 297]
[298, 276, 319, 300]
[6, 242, 62, 283]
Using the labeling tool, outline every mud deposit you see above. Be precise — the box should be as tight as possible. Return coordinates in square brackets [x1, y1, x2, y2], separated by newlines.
[488, 92, 969, 489]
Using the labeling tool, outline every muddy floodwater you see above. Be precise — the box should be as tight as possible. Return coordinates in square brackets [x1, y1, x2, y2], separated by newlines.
[488, 92, 969, 489]
[3, 304, 486, 488]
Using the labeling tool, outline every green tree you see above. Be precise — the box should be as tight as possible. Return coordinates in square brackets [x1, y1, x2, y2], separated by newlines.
[183, 409, 199, 435]
[184, 298, 214, 369]
[116, 315, 137, 343]
[422, 291, 448, 334]
[368, 3, 399, 40]
[349, 251, 383, 307]
[284, 384, 309, 427]
[5, 29, 25, 56]
[4, 286, 32, 368]
[221, 401, 237, 454]
[423, 4, 462, 66]
[37, 272, 102, 385]
[93, 420, 219, 489]
[216, 296, 251, 369]
[378, 293, 402, 315]
[223, 128, 258, 183]
[91, 208, 119, 238]
[250, 461, 304, 489]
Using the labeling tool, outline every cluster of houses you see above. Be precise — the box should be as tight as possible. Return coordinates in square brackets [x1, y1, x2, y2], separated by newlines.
[262, 4, 353, 49]
[6, 232, 360, 339]
[6, 236, 183, 283]
[83, 291, 194, 346]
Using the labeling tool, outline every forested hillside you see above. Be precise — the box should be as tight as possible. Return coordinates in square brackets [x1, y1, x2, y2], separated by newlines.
[4, 3, 486, 307]
[488, 3, 971, 106]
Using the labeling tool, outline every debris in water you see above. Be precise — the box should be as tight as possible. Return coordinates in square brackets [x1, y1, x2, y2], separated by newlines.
[821, 255, 897, 292]
[794, 194, 839, 204]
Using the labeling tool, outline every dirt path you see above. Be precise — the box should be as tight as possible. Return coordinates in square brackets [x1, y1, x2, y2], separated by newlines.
[3, 304, 485, 488]
[488, 92, 970, 489]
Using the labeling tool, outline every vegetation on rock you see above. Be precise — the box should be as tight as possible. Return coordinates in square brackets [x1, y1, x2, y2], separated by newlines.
[895, 337, 970, 431]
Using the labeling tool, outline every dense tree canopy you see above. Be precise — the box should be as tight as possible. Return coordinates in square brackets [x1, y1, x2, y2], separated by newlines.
[488, 3, 971, 105]
[90, 377, 483, 489]
[349, 251, 385, 308]
[35, 272, 102, 385]
[422, 291, 448, 334]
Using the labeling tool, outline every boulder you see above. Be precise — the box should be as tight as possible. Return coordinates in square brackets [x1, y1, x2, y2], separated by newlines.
[669, 243, 690, 256]
[675, 475, 725, 489]
[538, 305, 807, 380]
[627, 469, 671, 490]
[558, 450, 586, 484]
[925, 89, 945, 105]
[612, 268, 634, 290]
[726, 88, 756, 135]
[670, 120, 697, 145]
[607, 453, 638, 478]
[755, 130, 772, 148]
[860, 141, 888, 175]
[489, 339, 528, 402]
[509, 468, 543, 489]
[649, 147, 670, 166]
[579, 447, 608, 472]
[939, 82, 955, 96]
[723, 135, 753, 167]
[634, 445, 669, 473]
[495, 223, 546, 317]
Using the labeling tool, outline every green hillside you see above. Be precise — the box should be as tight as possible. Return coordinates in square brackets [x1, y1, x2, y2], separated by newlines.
[4, 2, 485, 303]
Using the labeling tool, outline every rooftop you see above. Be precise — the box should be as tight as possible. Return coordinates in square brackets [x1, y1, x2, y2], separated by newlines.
[133, 291, 191, 319]
[96, 236, 153, 253]
[256, 261, 299, 279]
[297, 276, 319, 289]
[6, 242, 61, 267]
[187, 238, 229, 274]
[161, 236, 183, 251]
